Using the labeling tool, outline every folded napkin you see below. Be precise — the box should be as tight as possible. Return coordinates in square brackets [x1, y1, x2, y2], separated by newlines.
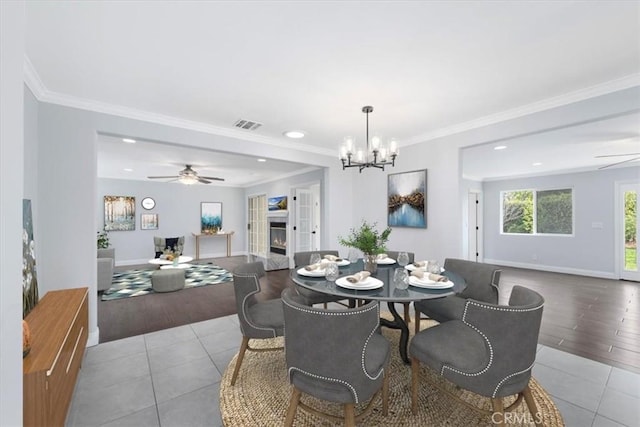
[412, 261, 427, 268]
[323, 254, 343, 262]
[410, 269, 449, 282]
[377, 253, 388, 260]
[304, 260, 330, 271]
[345, 271, 371, 283]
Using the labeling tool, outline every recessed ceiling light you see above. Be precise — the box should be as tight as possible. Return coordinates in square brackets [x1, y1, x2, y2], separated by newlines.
[124, 168, 133, 172]
[283, 130, 305, 139]
[122, 138, 136, 143]
[532, 162, 542, 166]
[257, 158, 267, 162]
[493, 145, 507, 150]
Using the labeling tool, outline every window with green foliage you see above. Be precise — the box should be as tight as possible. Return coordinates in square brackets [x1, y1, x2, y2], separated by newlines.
[501, 188, 573, 235]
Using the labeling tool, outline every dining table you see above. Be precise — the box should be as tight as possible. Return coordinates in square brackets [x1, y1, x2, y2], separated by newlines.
[290, 258, 466, 364]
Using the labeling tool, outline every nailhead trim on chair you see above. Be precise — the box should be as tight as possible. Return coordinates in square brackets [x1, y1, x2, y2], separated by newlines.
[283, 299, 384, 390]
[238, 272, 278, 338]
[492, 361, 535, 398]
[288, 367, 360, 403]
[441, 300, 544, 378]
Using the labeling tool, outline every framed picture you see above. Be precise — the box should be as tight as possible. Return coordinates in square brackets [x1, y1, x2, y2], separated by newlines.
[268, 195, 288, 211]
[141, 213, 159, 230]
[104, 196, 135, 231]
[387, 169, 427, 228]
[201, 202, 222, 233]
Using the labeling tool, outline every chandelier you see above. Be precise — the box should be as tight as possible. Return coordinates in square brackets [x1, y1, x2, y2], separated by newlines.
[340, 106, 398, 172]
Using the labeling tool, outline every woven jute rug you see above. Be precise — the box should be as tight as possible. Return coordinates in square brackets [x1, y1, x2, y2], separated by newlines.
[220, 320, 564, 426]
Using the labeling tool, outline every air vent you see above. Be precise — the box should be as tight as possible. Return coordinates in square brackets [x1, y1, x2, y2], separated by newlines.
[233, 119, 263, 131]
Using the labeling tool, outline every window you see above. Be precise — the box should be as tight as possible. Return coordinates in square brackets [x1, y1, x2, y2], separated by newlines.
[501, 188, 573, 235]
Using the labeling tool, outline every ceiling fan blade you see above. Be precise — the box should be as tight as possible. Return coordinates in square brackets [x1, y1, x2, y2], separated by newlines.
[147, 175, 179, 179]
[595, 152, 640, 158]
[197, 178, 212, 184]
[598, 156, 640, 170]
[199, 176, 225, 181]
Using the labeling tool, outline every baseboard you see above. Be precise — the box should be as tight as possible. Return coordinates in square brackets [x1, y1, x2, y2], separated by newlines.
[483, 258, 617, 279]
[87, 327, 99, 347]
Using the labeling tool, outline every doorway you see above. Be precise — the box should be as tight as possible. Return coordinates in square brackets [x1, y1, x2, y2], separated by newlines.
[618, 182, 639, 281]
[292, 181, 322, 253]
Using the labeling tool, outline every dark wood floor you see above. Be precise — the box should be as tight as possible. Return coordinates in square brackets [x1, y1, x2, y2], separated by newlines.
[99, 256, 640, 373]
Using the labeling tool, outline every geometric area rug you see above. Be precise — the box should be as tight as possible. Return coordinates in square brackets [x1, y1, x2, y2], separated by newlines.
[220, 320, 565, 426]
[101, 262, 233, 301]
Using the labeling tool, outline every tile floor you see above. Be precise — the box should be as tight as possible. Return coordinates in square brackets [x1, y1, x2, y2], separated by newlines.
[67, 307, 640, 427]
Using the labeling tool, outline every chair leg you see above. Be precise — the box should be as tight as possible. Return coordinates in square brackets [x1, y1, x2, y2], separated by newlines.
[411, 357, 420, 414]
[522, 384, 542, 425]
[414, 309, 421, 335]
[403, 302, 411, 324]
[230, 336, 249, 386]
[284, 387, 301, 427]
[382, 370, 389, 416]
[491, 397, 505, 426]
[344, 403, 356, 427]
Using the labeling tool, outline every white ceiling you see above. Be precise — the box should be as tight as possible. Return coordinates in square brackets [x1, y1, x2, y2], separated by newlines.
[24, 1, 640, 183]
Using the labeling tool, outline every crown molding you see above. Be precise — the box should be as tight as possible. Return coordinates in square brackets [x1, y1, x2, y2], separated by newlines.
[404, 73, 640, 147]
[241, 166, 321, 188]
[24, 56, 639, 155]
[22, 56, 334, 157]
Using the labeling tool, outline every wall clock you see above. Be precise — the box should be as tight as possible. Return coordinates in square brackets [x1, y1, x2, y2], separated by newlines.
[141, 197, 155, 210]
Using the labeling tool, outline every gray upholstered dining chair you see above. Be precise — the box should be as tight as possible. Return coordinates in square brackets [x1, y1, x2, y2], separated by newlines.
[386, 250, 415, 324]
[293, 250, 351, 308]
[414, 258, 501, 334]
[410, 285, 544, 426]
[281, 287, 390, 427]
[97, 248, 115, 292]
[230, 261, 285, 386]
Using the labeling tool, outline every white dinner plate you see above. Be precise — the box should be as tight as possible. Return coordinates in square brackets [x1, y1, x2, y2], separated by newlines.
[408, 276, 454, 289]
[336, 259, 350, 267]
[376, 257, 396, 265]
[405, 263, 427, 272]
[297, 267, 326, 277]
[336, 276, 384, 290]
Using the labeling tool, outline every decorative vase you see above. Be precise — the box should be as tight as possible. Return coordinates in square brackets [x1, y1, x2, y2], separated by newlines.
[364, 254, 378, 275]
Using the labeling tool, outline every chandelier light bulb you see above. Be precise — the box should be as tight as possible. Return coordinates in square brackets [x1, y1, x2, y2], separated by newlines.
[379, 147, 388, 161]
[389, 139, 398, 155]
[356, 149, 364, 163]
[371, 136, 381, 152]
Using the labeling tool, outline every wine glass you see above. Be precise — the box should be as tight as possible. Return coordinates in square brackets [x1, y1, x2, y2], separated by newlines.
[347, 249, 360, 263]
[397, 251, 409, 268]
[393, 268, 409, 290]
[428, 260, 440, 274]
[309, 253, 322, 266]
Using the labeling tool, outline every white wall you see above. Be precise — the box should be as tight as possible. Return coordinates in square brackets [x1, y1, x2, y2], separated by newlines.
[483, 166, 639, 277]
[98, 178, 246, 264]
[1, 2, 25, 425]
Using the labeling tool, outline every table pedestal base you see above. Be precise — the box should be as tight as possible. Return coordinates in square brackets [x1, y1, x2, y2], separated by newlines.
[379, 302, 410, 364]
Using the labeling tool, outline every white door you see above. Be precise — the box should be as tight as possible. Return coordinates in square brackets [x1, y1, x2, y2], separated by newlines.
[248, 194, 267, 257]
[295, 188, 313, 252]
[619, 183, 640, 281]
[311, 183, 321, 251]
[467, 191, 482, 262]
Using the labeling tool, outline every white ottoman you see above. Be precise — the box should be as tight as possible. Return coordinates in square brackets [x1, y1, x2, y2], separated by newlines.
[151, 269, 185, 293]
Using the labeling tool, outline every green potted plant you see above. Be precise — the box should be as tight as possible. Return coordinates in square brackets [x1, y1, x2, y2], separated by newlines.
[97, 227, 110, 249]
[339, 220, 392, 273]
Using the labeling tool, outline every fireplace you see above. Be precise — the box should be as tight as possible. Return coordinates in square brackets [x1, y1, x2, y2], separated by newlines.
[269, 221, 287, 255]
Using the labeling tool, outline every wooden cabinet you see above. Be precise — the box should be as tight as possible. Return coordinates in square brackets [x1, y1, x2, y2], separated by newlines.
[23, 287, 88, 427]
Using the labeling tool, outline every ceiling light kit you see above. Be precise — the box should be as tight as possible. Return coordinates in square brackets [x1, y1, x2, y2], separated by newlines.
[494, 145, 507, 150]
[284, 130, 305, 139]
[339, 106, 399, 172]
[122, 138, 136, 143]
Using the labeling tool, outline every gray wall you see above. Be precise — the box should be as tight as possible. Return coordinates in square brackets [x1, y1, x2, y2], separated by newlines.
[1, 2, 25, 424]
[98, 178, 246, 264]
[483, 167, 639, 277]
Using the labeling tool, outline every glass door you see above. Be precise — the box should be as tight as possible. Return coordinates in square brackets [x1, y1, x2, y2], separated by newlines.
[248, 194, 267, 257]
[295, 188, 312, 252]
[620, 183, 639, 281]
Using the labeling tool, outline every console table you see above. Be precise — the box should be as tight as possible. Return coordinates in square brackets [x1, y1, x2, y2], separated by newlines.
[192, 231, 234, 259]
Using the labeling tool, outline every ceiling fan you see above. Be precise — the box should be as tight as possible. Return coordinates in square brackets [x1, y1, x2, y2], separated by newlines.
[147, 164, 225, 184]
[596, 153, 640, 170]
